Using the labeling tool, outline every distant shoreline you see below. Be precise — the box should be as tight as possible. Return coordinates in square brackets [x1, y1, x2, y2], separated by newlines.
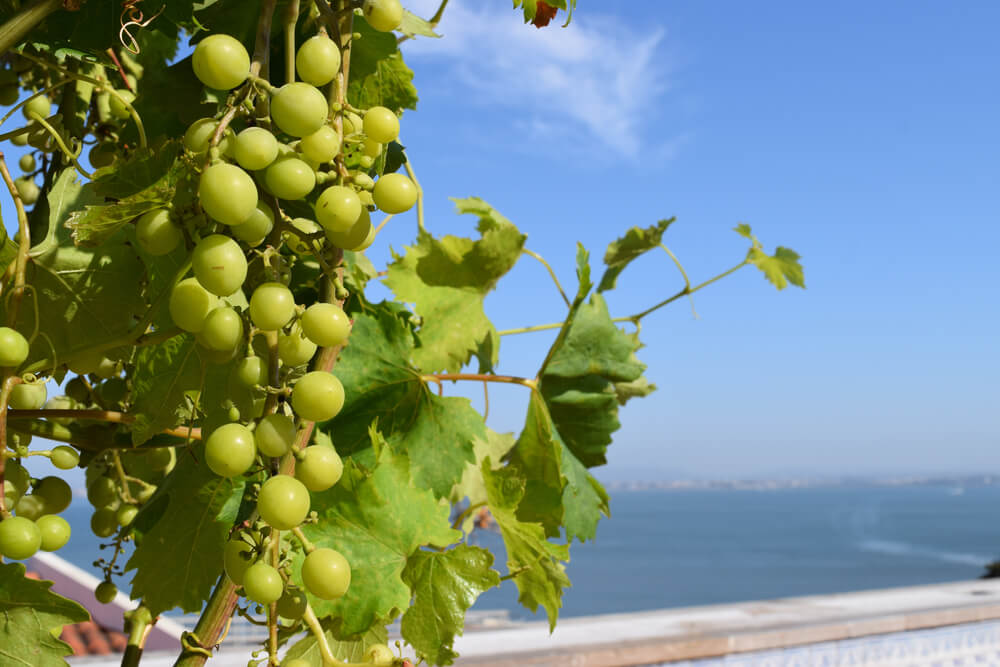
[604, 475, 999, 492]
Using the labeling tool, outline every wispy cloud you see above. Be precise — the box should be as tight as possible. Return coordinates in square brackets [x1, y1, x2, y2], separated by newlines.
[401, 1, 672, 159]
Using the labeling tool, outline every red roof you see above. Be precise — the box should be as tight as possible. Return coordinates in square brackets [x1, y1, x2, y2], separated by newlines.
[25, 571, 130, 656]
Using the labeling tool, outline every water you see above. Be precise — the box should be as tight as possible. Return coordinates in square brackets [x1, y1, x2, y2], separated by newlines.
[55, 484, 1000, 622]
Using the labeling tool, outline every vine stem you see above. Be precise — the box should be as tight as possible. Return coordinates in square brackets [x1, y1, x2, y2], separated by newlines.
[452, 501, 486, 531]
[5, 409, 201, 440]
[284, 0, 300, 85]
[658, 243, 697, 318]
[0, 375, 23, 518]
[402, 154, 425, 231]
[120, 605, 153, 667]
[422, 373, 537, 389]
[521, 248, 570, 308]
[111, 451, 136, 504]
[0, 0, 62, 55]
[25, 110, 93, 178]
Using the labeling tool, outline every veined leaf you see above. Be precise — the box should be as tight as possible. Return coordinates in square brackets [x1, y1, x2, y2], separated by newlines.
[597, 218, 675, 292]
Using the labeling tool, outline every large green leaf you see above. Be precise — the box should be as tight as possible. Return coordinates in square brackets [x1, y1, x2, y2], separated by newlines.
[349, 19, 418, 110]
[383, 197, 525, 373]
[0, 563, 89, 667]
[329, 308, 484, 498]
[293, 447, 460, 637]
[283, 622, 388, 665]
[401, 545, 501, 665]
[125, 443, 245, 616]
[597, 218, 675, 292]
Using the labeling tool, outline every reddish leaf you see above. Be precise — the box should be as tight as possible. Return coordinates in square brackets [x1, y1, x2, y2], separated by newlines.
[532, 2, 559, 28]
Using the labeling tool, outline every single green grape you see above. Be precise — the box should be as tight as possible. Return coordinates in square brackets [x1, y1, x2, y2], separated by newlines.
[14, 494, 44, 521]
[4, 461, 30, 500]
[365, 644, 395, 665]
[50, 446, 80, 470]
[271, 82, 329, 138]
[147, 446, 176, 472]
[192, 34, 251, 91]
[224, 537, 254, 585]
[87, 476, 117, 508]
[265, 156, 316, 200]
[183, 118, 235, 156]
[277, 327, 317, 367]
[192, 234, 248, 296]
[296, 444, 343, 492]
[35, 476, 72, 514]
[199, 306, 245, 352]
[65, 377, 89, 403]
[242, 561, 283, 605]
[108, 90, 136, 119]
[19, 153, 35, 172]
[8, 382, 46, 410]
[22, 93, 50, 120]
[255, 413, 296, 458]
[315, 185, 361, 232]
[296, 34, 342, 86]
[302, 547, 350, 600]
[94, 581, 118, 604]
[341, 111, 363, 137]
[14, 177, 39, 205]
[277, 586, 307, 620]
[234, 126, 279, 170]
[363, 106, 399, 144]
[299, 125, 340, 163]
[0, 85, 18, 106]
[325, 207, 372, 251]
[283, 218, 321, 255]
[205, 423, 256, 478]
[361, 138, 382, 159]
[229, 202, 275, 247]
[233, 355, 267, 389]
[0, 327, 29, 367]
[199, 162, 258, 226]
[116, 505, 138, 527]
[135, 208, 182, 256]
[0, 516, 41, 560]
[90, 142, 116, 168]
[169, 278, 218, 333]
[291, 372, 345, 422]
[98, 377, 128, 406]
[11, 130, 29, 147]
[36, 514, 71, 552]
[248, 282, 296, 331]
[300, 303, 351, 347]
[91, 508, 118, 538]
[363, 0, 404, 32]
[373, 173, 417, 214]
[256, 475, 310, 530]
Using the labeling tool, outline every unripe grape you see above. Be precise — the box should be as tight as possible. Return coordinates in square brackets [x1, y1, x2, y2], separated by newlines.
[108, 90, 136, 119]
[299, 125, 340, 164]
[0, 516, 41, 559]
[22, 93, 50, 120]
[205, 423, 256, 477]
[291, 372, 345, 422]
[94, 581, 118, 604]
[170, 278, 218, 332]
[98, 377, 128, 405]
[296, 35, 341, 87]
[14, 494, 44, 520]
[325, 207, 372, 251]
[277, 326, 317, 366]
[199, 306, 244, 352]
[242, 561, 283, 604]
[257, 475, 310, 530]
[35, 476, 72, 514]
[4, 461, 30, 499]
[0, 85, 17, 106]
[8, 382, 46, 410]
[363, 106, 399, 144]
[224, 537, 254, 585]
[233, 355, 268, 389]
[271, 83, 328, 137]
[0, 327, 29, 367]
[277, 586, 307, 620]
[91, 508, 118, 538]
[199, 163, 258, 226]
[249, 282, 296, 331]
[363, 0, 404, 32]
[87, 477, 117, 508]
[19, 153, 35, 172]
[184, 118, 235, 156]
[352, 172, 375, 190]
[36, 514, 71, 551]
[373, 173, 417, 214]
[147, 446, 176, 472]
[229, 202, 275, 247]
[296, 444, 343, 492]
[192, 234, 248, 296]
[265, 156, 316, 200]
[361, 138, 382, 159]
[255, 413, 295, 457]
[341, 111, 363, 137]
[11, 130, 29, 146]
[234, 127, 279, 171]
[90, 143, 116, 168]
[300, 303, 351, 347]
[192, 34, 250, 91]
[302, 547, 350, 599]
[315, 185, 361, 232]
[50, 445, 80, 470]
[116, 505, 138, 527]
[135, 208, 182, 256]
[366, 644, 395, 665]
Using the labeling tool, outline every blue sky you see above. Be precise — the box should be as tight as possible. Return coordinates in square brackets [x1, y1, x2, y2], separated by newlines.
[3, 1, 998, 483]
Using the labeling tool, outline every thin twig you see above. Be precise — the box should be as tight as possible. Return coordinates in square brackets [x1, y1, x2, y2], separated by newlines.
[522, 248, 570, 308]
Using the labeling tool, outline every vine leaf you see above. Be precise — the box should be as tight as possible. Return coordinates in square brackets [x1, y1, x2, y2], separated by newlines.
[399, 10, 442, 39]
[0, 562, 89, 667]
[329, 307, 484, 498]
[283, 621, 388, 664]
[514, 0, 576, 26]
[125, 443, 245, 617]
[401, 545, 501, 665]
[383, 197, 525, 373]
[482, 462, 569, 631]
[735, 224, 806, 290]
[350, 19, 418, 111]
[597, 218, 675, 292]
[449, 428, 516, 511]
[293, 447, 460, 637]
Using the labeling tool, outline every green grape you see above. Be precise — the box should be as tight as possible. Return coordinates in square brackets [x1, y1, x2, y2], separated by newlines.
[295, 35, 341, 87]
[94, 581, 118, 604]
[4, 460, 30, 501]
[192, 34, 251, 91]
[22, 93, 50, 120]
[365, 644, 395, 665]
[205, 423, 256, 477]
[300, 303, 351, 347]
[36, 514, 71, 551]
[301, 547, 350, 600]
[50, 445, 79, 470]
[373, 173, 417, 214]
[44, 396, 77, 425]
[14, 177, 39, 205]
[224, 537, 254, 585]
[0, 85, 18, 105]
[0, 327, 29, 367]
[363, 106, 399, 144]
[255, 413, 296, 458]
[116, 505, 138, 527]
[8, 382, 46, 410]
[277, 327, 317, 367]
[270, 83, 328, 137]
[234, 127, 279, 170]
[199, 162, 258, 226]
[91, 508, 118, 538]
[276, 586, 307, 620]
[19, 153, 35, 172]
[256, 475, 310, 530]
[291, 372, 345, 422]
[35, 476, 72, 514]
[325, 207, 372, 251]
[296, 444, 343, 492]
[67, 348, 109, 376]
[0, 516, 41, 560]
[199, 306, 245, 352]
[170, 278, 218, 333]
[147, 447, 176, 472]
[358, 155, 375, 169]
[233, 355, 268, 389]
[299, 125, 340, 164]
[229, 202, 275, 247]
[97, 377, 128, 405]
[3, 481, 20, 512]
[192, 234, 248, 296]
[341, 111, 363, 137]
[135, 208, 182, 256]
[242, 561, 283, 605]
[87, 477, 118, 508]
[352, 173, 375, 191]
[249, 282, 296, 331]
[315, 185, 361, 232]
[65, 377, 89, 403]
[14, 494, 43, 520]
[89, 143, 116, 168]
[183, 118, 235, 156]
[283, 218, 321, 255]
[12, 130, 29, 146]
[108, 90, 136, 119]
[265, 156, 316, 200]
[362, 0, 403, 32]
[361, 138, 382, 159]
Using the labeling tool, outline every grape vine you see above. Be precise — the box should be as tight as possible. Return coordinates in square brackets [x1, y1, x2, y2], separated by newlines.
[0, 1, 803, 666]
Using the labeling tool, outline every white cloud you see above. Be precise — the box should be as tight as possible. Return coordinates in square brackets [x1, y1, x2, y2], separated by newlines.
[401, 1, 671, 158]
